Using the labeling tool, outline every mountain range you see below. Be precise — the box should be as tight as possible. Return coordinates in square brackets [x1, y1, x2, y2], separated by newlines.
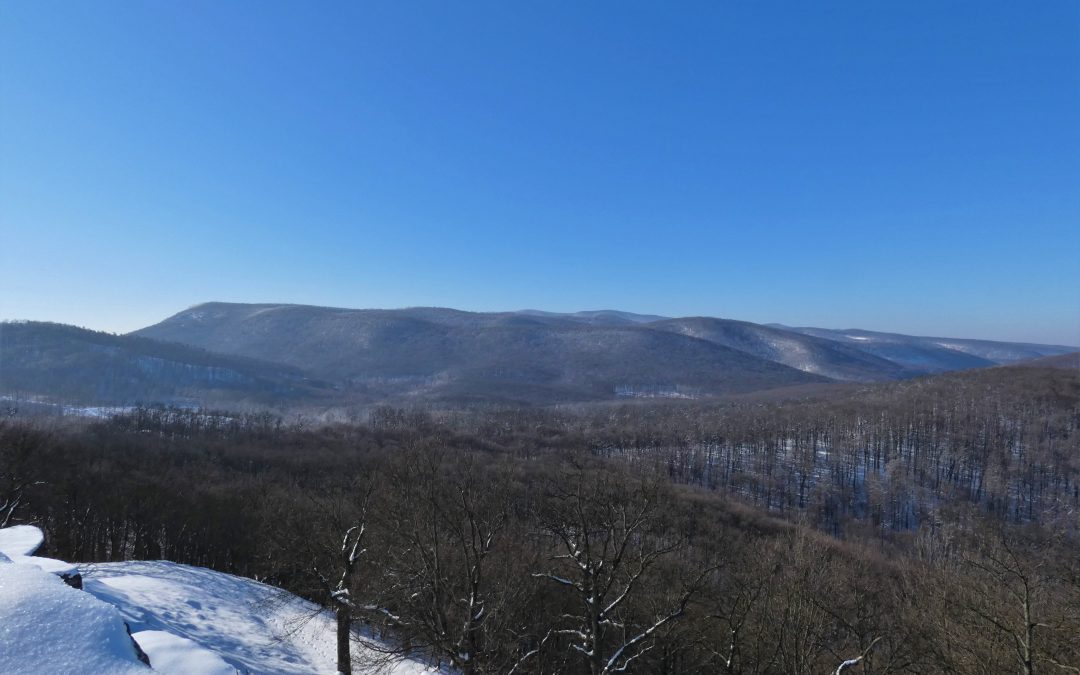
[1, 302, 1075, 409]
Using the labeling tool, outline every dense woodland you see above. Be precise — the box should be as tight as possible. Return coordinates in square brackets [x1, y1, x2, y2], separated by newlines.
[2, 362, 1078, 674]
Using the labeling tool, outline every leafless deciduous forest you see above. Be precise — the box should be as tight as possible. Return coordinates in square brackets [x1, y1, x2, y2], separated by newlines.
[2, 362, 1078, 673]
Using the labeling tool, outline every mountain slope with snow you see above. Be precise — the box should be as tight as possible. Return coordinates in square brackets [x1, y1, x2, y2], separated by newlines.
[779, 326, 1076, 373]
[649, 317, 912, 381]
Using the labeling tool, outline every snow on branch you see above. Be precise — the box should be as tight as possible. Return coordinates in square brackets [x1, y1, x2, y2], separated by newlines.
[834, 636, 882, 675]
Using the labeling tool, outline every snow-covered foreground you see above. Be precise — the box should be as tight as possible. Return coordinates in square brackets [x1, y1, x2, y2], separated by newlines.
[1, 524, 440, 674]
[83, 561, 438, 675]
[0, 561, 149, 674]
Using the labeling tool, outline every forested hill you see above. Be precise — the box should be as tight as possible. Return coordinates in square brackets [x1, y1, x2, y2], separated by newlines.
[131, 302, 830, 404]
[0, 321, 328, 407]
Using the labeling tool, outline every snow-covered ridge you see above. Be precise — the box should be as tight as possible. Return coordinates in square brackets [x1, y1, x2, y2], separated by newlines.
[0, 526, 438, 674]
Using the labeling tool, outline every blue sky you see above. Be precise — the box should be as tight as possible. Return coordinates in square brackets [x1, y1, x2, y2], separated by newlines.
[2, 1, 1077, 344]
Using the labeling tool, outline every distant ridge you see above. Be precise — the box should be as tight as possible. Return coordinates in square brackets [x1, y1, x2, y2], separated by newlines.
[4, 302, 1074, 409]
[517, 309, 670, 325]
[130, 302, 825, 405]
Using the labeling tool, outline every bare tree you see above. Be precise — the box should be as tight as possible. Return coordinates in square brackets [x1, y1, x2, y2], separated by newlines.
[956, 531, 1080, 675]
[281, 475, 376, 675]
[374, 447, 524, 674]
[522, 466, 698, 674]
[315, 508, 370, 675]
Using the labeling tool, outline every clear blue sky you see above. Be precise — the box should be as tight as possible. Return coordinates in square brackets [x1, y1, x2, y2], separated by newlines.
[2, 1, 1077, 344]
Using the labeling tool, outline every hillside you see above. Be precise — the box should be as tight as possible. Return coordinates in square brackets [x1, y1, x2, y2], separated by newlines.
[1005, 351, 1080, 370]
[649, 317, 911, 381]
[0, 321, 328, 407]
[132, 303, 828, 404]
[779, 325, 1076, 373]
[516, 309, 670, 324]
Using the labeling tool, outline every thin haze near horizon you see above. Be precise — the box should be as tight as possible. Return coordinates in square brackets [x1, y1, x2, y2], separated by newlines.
[1, 2, 1077, 345]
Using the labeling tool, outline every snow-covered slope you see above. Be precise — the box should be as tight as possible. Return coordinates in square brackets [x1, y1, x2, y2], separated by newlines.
[0, 525, 438, 674]
[650, 317, 910, 381]
[83, 561, 437, 675]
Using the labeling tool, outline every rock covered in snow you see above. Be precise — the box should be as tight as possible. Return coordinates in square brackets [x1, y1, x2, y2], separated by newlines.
[0, 561, 149, 674]
[21, 555, 82, 589]
[132, 630, 236, 675]
[0, 524, 45, 557]
[0, 525, 82, 588]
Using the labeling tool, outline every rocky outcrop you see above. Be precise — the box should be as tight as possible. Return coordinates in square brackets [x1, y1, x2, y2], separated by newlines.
[125, 621, 152, 666]
[0, 525, 140, 663]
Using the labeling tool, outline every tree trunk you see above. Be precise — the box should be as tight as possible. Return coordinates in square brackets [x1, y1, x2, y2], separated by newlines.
[336, 604, 352, 675]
